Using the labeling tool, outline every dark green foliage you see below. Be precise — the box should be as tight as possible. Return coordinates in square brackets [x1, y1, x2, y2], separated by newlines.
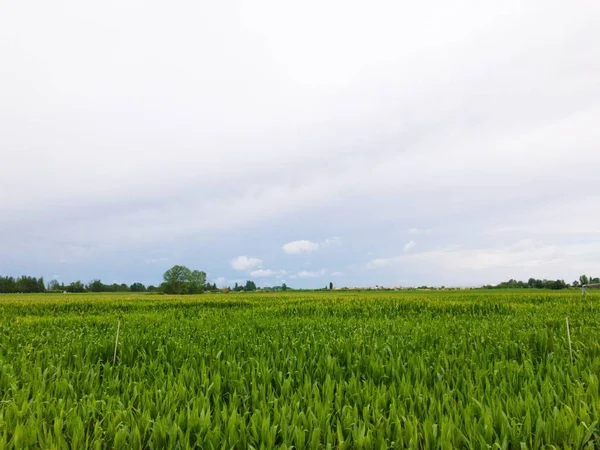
[161, 265, 206, 294]
[129, 283, 146, 292]
[66, 280, 85, 293]
[0, 275, 45, 293]
[486, 278, 569, 289]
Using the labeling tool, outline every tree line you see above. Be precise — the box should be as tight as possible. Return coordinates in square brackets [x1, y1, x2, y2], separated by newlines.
[484, 275, 600, 290]
[0, 265, 290, 294]
[0, 276, 158, 294]
[5, 268, 597, 294]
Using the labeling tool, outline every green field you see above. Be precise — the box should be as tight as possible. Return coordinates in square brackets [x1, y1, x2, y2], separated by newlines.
[1, 290, 599, 448]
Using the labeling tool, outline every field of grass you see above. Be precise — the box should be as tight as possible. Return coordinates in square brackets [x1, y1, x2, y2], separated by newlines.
[1, 289, 599, 448]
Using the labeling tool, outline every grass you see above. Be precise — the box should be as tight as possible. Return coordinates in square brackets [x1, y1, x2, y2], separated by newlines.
[0, 289, 599, 448]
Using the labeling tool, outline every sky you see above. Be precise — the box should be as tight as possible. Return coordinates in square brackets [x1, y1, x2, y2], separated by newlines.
[1, 0, 599, 288]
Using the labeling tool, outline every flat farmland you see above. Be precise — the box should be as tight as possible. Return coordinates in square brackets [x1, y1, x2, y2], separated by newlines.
[1, 290, 599, 449]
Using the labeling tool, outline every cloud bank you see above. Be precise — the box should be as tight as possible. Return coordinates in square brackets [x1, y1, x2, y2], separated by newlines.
[1, 0, 599, 287]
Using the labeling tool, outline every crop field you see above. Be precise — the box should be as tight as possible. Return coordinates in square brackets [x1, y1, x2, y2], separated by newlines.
[1, 290, 600, 449]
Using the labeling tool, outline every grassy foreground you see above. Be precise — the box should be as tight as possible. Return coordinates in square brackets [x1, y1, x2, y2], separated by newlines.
[0, 290, 599, 449]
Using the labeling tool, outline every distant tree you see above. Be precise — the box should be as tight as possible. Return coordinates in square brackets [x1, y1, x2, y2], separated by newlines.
[130, 282, 146, 292]
[147, 285, 158, 292]
[38, 277, 45, 292]
[161, 265, 207, 294]
[88, 279, 106, 292]
[0, 277, 17, 293]
[187, 270, 207, 294]
[244, 280, 257, 291]
[580, 274, 590, 286]
[66, 281, 85, 293]
[13, 276, 46, 293]
[162, 265, 192, 294]
[329, 282, 333, 290]
[48, 279, 63, 292]
[281, 283, 288, 291]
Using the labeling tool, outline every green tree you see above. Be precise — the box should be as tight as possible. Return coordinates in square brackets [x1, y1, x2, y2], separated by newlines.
[162, 265, 192, 294]
[130, 282, 146, 292]
[48, 279, 63, 292]
[187, 270, 207, 294]
[66, 281, 85, 293]
[0, 277, 16, 293]
[161, 265, 206, 294]
[329, 282, 333, 290]
[580, 274, 590, 286]
[244, 280, 257, 291]
[88, 279, 106, 292]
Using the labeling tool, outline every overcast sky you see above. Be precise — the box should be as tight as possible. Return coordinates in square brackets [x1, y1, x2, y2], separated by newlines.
[1, 0, 599, 288]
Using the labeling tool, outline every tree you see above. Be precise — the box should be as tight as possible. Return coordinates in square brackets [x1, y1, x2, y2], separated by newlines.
[161, 265, 207, 294]
[162, 265, 192, 294]
[66, 281, 85, 293]
[329, 282, 333, 290]
[580, 274, 590, 286]
[88, 279, 106, 292]
[37, 277, 45, 292]
[130, 282, 146, 292]
[187, 270, 207, 294]
[48, 279, 63, 292]
[281, 283, 288, 291]
[0, 276, 16, 293]
[245, 280, 257, 291]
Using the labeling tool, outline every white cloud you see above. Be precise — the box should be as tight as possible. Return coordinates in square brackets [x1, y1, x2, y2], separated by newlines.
[283, 240, 320, 254]
[403, 240, 416, 252]
[249, 269, 287, 277]
[296, 269, 327, 278]
[366, 240, 600, 285]
[283, 237, 341, 255]
[323, 237, 342, 246]
[214, 276, 226, 286]
[230, 256, 263, 271]
[0, 1, 598, 286]
[331, 271, 345, 277]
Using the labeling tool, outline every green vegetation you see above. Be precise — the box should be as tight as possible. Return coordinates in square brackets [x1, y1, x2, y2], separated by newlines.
[4, 271, 600, 294]
[0, 290, 599, 448]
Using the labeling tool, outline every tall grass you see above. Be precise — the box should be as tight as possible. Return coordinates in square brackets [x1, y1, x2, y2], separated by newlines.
[0, 290, 598, 448]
